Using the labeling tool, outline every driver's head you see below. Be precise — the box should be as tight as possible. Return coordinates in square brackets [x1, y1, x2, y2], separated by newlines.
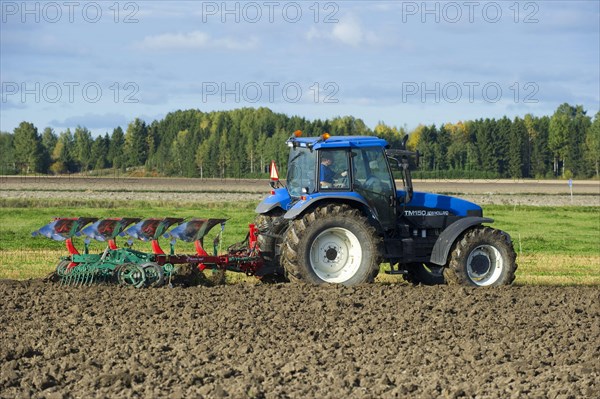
[321, 154, 333, 165]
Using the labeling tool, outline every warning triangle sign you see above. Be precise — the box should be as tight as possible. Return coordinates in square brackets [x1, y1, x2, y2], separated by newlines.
[269, 160, 279, 180]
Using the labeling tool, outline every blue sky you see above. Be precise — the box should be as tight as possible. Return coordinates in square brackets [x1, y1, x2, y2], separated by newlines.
[1, 0, 599, 136]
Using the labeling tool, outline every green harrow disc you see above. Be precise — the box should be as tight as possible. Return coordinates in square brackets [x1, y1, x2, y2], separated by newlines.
[117, 263, 147, 288]
[141, 262, 165, 287]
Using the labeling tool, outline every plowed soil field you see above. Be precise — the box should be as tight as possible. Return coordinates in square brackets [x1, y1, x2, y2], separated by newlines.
[1, 280, 598, 398]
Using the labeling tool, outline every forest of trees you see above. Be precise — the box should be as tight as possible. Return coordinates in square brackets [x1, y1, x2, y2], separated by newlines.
[1, 104, 598, 179]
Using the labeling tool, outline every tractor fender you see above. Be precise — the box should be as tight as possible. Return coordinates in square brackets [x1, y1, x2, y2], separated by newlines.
[429, 217, 494, 266]
[255, 188, 291, 215]
[283, 194, 372, 221]
[255, 200, 283, 215]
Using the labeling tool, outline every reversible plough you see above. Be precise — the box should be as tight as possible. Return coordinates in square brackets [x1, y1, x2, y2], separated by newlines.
[33, 217, 263, 288]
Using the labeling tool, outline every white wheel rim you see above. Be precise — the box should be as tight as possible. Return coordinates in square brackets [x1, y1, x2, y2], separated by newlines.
[466, 245, 503, 286]
[309, 227, 362, 283]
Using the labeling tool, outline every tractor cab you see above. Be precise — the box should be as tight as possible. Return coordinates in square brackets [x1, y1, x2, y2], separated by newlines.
[280, 133, 413, 232]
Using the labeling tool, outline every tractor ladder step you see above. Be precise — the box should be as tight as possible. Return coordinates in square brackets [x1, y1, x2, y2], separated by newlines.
[384, 269, 408, 275]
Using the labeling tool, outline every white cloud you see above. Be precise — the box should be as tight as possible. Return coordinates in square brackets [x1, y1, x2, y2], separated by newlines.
[306, 26, 322, 41]
[332, 15, 370, 46]
[306, 15, 379, 47]
[136, 31, 257, 51]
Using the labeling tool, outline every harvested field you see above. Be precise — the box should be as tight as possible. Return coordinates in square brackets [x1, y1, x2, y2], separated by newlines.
[1, 280, 598, 398]
[1, 176, 598, 206]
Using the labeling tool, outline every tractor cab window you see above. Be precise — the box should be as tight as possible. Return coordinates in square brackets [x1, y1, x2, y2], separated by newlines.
[352, 148, 394, 192]
[352, 148, 396, 229]
[287, 147, 317, 197]
[319, 150, 350, 190]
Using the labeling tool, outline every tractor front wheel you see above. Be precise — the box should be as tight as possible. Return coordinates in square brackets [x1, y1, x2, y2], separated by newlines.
[443, 226, 517, 287]
[281, 205, 381, 286]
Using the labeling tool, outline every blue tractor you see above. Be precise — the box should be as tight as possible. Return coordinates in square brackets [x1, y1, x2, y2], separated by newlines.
[255, 133, 517, 287]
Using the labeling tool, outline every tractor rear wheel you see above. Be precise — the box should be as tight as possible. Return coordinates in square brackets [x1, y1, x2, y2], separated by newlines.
[403, 263, 445, 285]
[254, 211, 289, 283]
[281, 204, 381, 286]
[443, 226, 517, 287]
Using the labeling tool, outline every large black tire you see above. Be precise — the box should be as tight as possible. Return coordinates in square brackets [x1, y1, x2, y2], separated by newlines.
[281, 204, 382, 286]
[403, 263, 445, 285]
[443, 226, 517, 287]
[254, 211, 289, 282]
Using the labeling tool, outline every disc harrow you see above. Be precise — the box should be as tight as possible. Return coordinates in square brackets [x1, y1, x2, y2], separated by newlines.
[33, 217, 264, 288]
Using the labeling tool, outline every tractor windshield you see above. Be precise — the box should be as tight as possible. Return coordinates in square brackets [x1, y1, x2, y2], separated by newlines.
[286, 147, 317, 197]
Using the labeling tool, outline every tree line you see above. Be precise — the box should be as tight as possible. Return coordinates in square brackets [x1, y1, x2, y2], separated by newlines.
[1, 104, 598, 179]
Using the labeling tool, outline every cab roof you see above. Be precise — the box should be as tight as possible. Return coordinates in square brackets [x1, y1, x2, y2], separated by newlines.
[288, 135, 389, 150]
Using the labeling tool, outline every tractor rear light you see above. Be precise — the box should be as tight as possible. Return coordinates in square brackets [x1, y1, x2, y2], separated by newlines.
[301, 195, 307, 201]
[270, 190, 275, 195]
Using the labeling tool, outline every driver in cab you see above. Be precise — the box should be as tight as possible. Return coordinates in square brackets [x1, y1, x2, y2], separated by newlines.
[320, 154, 347, 189]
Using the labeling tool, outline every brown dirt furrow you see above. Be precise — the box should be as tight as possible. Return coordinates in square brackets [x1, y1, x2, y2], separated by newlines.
[0, 280, 598, 398]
